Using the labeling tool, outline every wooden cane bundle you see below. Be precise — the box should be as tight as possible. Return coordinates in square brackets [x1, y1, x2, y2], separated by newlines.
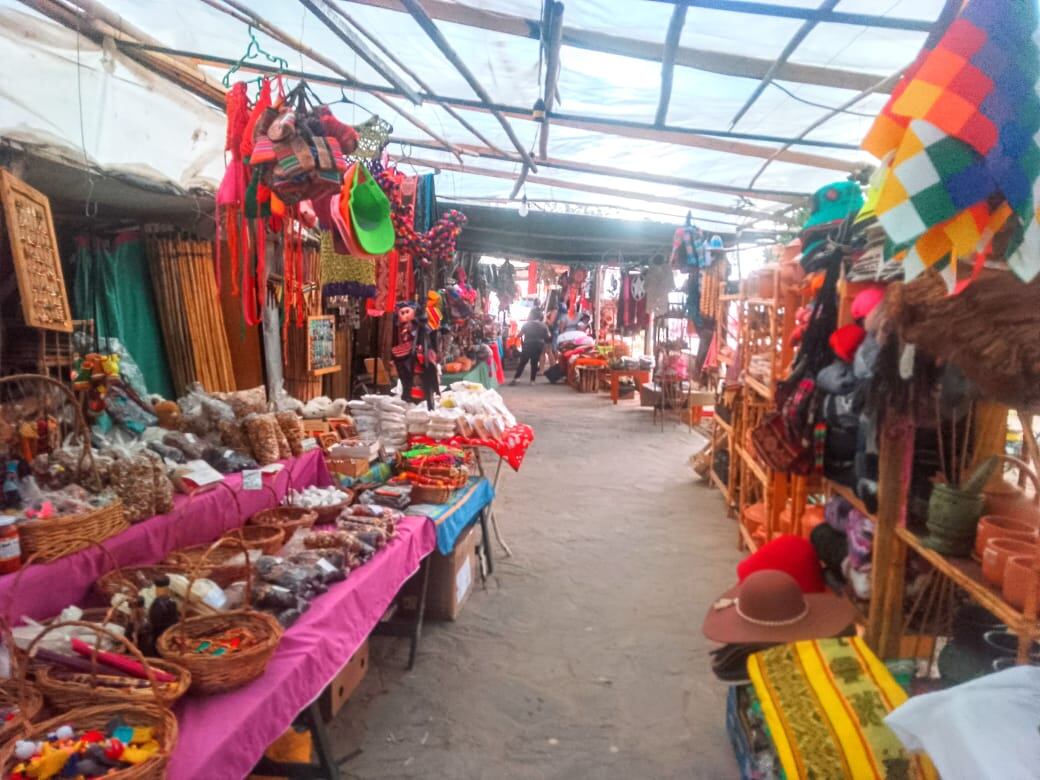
[145, 229, 235, 394]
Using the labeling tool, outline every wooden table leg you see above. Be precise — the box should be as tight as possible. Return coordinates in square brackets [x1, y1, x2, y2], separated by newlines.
[611, 372, 620, 404]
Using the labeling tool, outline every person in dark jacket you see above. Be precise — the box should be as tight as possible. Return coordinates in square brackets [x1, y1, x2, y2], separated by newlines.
[510, 309, 551, 385]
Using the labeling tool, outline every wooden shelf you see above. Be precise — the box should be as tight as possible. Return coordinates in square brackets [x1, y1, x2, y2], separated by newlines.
[736, 444, 769, 485]
[895, 525, 1035, 632]
[823, 478, 874, 521]
[714, 415, 733, 437]
[739, 521, 760, 552]
[311, 365, 342, 377]
[745, 297, 778, 308]
[744, 374, 774, 400]
[708, 468, 732, 504]
[719, 294, 742, 302]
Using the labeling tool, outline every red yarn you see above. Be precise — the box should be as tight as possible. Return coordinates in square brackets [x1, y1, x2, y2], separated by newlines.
[225, 82, 249, 158]
[241, 78, 272, 161]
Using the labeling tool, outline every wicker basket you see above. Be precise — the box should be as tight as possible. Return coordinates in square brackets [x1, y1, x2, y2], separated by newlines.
[0, 375, 129, 562]
[250, 505, 318, 541]
[311, 490, 355, 524]
[28, 620, 191, 710]
[0, 702, 177, 780]
[0, 617, 178, 780]
[156, 539, 283, 694]
[19, 499, 128, 563]
[411, 484, 453, 505]
[0, 678, 42, 743]
[0, 620, 43, 743]
[162, 535, 253, 589]
[223, 524, 285, 556]
[96, 563, 191, 604]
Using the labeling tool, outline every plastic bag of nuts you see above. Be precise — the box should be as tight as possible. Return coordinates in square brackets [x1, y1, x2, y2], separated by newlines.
[275, 411, 305, 457]
[243, 413, 280, 465]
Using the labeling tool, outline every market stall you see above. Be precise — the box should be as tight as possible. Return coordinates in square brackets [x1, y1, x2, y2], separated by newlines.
[699, 2, 1040, 775]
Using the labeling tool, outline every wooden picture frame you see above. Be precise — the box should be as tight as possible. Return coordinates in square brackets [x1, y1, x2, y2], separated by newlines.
[0, 169, 72, 332]
[307, 314, 339, 375]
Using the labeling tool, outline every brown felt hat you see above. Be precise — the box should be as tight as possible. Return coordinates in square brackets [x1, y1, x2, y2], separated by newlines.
[702, 570, 857, 644]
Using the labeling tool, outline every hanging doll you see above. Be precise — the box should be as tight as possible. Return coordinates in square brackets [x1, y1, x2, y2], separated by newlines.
[392, 302, 419, 400]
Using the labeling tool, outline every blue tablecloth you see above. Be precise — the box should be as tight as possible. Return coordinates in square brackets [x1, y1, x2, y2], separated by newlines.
[410, 476, 495, 554]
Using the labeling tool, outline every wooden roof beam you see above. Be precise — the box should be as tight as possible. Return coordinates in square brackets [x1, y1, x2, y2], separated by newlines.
[389, 156, 778, 221]
[648, 0, 933, 32]
[655, 1, 688, 126]
[22, 0, 225, 107]
[118, 43, 861, 171]
[297, 0, 422, 104]
[392, 136, 809, 203]
[322, 1, 510, 156]
[207, 0, 461, 158]
[729, 0, 840, 129]
[399, 0, 538, 173]
[345, 0, 888, 92]
[537, 0, 564, 160]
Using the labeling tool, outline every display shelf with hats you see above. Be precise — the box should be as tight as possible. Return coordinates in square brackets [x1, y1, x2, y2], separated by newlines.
[817, 0, 1040, 691]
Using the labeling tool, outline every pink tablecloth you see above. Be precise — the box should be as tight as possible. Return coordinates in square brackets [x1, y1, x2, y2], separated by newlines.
[0, 450, 330, 622]
[167, 514, 436, 780]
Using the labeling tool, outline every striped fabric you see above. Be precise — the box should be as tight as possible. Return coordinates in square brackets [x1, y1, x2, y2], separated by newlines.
[748, 637, 936, 780]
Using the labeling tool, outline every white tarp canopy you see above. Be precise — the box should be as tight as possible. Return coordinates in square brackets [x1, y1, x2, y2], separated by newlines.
[0, 0, 948, 230]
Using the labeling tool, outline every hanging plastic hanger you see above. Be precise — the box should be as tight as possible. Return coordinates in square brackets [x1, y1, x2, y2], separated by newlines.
[222, 25, 289, 88]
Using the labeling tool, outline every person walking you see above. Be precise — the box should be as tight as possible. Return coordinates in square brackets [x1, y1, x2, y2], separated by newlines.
[510, 308, 551, 385]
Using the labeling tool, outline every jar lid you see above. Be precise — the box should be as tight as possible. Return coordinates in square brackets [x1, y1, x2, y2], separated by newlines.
[0, 516, 16, 527]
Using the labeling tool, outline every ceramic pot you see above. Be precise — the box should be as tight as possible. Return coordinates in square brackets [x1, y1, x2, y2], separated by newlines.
[800, 505, 826, 539]
[926, 483, 986, 556]
[982, 629, 1040, 661]
[952, 603, 1004, 650]
[1002, 555, 1040, 610]
[982, 454, 1040, 528]
[982, 538, 1037, 586]
[975, 515, 1037, 559]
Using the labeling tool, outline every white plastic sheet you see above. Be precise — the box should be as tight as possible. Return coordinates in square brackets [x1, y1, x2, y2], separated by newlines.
[0, 0, 946, 226]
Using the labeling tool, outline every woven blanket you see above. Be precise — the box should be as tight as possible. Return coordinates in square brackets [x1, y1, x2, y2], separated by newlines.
[748, 637, 936, 780]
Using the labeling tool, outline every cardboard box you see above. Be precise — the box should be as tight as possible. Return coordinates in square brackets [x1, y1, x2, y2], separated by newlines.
[401, 524, 478, 621]
[326, 456, 372, 479]
[301, 419, 332, 435]
[319, 640, 369, 722]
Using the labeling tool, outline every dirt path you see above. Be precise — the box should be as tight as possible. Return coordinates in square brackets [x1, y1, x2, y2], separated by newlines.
[331, 383, 741, 779]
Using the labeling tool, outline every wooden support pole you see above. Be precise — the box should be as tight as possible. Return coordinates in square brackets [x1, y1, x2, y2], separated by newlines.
[346, 0, 888, 92]
[22, 0, 225, 107]
[649, 0, 932, 32]
[728, 0, 841, 129]
[118, 41, 860, 170]
[399, 0, 538, 172]
[210, 0, 461, 158]
[391, 156, 777, 220]
[867, 416, 914, 657]
[538, 0, 564, 160]
[297, 0, 422, 104]
[321, 2, 510, 157]
[655, 1, 688, 126]
[508, 164, 530, 201]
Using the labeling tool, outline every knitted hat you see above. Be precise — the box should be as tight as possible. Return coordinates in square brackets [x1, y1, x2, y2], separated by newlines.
[829, 323, 866, 362]
[851, 286, 886, 320]
[736, 535, 827, 594]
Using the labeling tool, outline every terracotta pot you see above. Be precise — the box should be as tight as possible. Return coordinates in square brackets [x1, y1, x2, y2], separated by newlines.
[743, 502, 767, 533]
[1002, 555, 1040, 610]
[985, 482, 1040, 527]
[975, 515, 1037, 559]
[982, 538, 1037, 586]
[982, 454, 1040, 528]
[800, 505, 826, 539]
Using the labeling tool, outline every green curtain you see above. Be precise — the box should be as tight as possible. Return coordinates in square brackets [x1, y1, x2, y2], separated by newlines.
[72, 231, 174, 399]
